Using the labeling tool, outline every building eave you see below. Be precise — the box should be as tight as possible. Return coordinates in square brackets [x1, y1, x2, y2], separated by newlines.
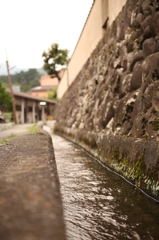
[13, 91, 57, 104]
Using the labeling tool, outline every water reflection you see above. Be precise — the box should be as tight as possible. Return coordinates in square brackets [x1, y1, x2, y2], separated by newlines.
[52, 134, 159, 240]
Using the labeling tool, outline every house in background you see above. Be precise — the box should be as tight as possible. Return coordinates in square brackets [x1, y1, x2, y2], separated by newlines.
[31, 69, 65, 98]
[31, 75, 59, 98]
[13, 91, 56, 123]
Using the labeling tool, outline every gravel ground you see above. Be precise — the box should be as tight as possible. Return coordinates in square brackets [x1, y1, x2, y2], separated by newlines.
[0, 128, 66, 240]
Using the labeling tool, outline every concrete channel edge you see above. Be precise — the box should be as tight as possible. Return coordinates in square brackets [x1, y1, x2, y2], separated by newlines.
[0, 129, 67, 240]
[54, 124, 159, 202]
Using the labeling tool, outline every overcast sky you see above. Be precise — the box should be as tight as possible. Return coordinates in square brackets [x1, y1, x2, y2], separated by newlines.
[0, 0, 93, 70]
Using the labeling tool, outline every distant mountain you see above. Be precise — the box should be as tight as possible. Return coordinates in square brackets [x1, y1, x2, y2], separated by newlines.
[0, 63, 28, 75]
[37, 68, 47, 75]
[0, 63, 46, 76]
[0, 67, 44, 93]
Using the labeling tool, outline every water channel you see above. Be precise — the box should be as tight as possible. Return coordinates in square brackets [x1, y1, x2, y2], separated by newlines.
[51, 133, 159, 240]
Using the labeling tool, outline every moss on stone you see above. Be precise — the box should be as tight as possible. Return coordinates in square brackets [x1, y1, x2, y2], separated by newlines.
[152, 119, 159, 131]
[78, 133, 97, 149]
[111, 147, 147, 187]
[129, 156, 145, 181]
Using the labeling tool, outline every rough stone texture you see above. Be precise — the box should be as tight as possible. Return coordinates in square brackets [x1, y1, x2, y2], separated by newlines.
[53, 0, 159, 200]
[0, 132, 66, 240]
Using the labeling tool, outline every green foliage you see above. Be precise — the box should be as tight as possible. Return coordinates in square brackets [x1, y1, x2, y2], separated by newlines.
[0, 81, 12, 111]
[28, 123, 40, 134]
[0, 133, 16, 145]
[0, 138, 10, 145]
[0, 68, 40, 93]
[47, 88, 57, 100]
[104, 45, 114, 55]
[42, 43, 69, 81]
[152, 119, 159, 131]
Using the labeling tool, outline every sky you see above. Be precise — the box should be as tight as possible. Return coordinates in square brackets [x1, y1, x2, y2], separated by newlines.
[0, 0, 94, 72]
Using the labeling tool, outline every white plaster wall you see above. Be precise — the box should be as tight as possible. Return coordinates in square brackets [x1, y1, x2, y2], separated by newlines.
[68, 0, 103, 85]
[57, 70, 69, 99]
[108, 0, 127, 26]
[57, 0, 127, 99]
[58, 0, 103, 99]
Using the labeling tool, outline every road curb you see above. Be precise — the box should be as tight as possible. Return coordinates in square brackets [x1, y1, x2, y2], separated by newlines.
[0, 130, 66, 240]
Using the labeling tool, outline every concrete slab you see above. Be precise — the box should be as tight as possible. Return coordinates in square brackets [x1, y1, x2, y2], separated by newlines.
[0, 129, 66, 239]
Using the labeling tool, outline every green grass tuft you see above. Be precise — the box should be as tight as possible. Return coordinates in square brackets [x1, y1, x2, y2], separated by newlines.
[28, 124, 40, 134]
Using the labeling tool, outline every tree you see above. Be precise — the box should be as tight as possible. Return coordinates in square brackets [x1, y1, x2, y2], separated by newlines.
[0, 68, 41, 93]
[42, 43, 69, 81]
[47, 88, 57, 100]
[0, 81, 12, 112]
[11, 68, 40, 92]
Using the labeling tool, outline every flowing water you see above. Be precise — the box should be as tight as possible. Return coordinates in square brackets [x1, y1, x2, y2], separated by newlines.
[51, 134, 159, 240]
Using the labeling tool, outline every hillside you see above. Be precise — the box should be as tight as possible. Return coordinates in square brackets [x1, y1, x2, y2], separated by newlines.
[0, 68, 45, 92]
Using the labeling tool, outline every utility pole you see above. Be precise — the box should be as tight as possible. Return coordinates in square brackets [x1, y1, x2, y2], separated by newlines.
[6, 58, 17, 124]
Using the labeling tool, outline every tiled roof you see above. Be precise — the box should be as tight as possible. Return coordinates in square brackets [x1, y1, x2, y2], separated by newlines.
[31, 86, 57, 92]
[13, 91, 57, 104]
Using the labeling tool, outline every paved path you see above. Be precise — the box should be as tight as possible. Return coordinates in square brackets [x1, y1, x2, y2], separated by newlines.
[0, 124, 66, 240]
[0, 123, 34, 139]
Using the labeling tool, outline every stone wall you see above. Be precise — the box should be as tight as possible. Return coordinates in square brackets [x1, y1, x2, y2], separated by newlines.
[53, 0, 159, 200]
